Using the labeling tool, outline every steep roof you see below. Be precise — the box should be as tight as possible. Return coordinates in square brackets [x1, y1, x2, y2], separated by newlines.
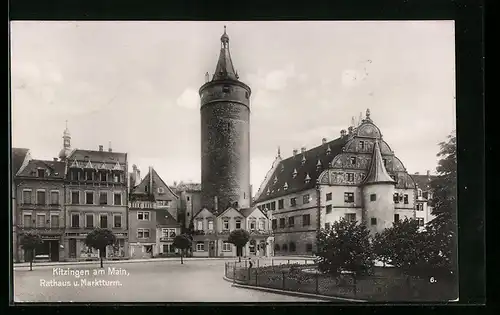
[11, 148, 29, 177]
[362, 141, 396, 185]
[255, 136, 348, 203]
[17, 159, 66, 179]
[212, 26, 238, 81]
[156, 209, 180, 227]
[411, 174, 437, 191]
[171, 182, 201, 193]
[131, 167, 179, 199]
[68, 149, 126, 164]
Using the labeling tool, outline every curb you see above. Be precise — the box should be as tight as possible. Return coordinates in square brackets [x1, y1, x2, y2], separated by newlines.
[221, 276, 367, 302]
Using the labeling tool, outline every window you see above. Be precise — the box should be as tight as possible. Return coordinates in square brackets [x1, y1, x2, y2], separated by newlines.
[114, 215, 122, 228]
[113, 173, 120, 183]
[393, 193, 400, 203]
[249, 220, 256, 230]
[187, 196, 190, 201]
[208, 221, 214, 230]
[274, 244, 280, 251]
[137, 228, 150, 239]
[303, 214, 311, 226]
[235, 219, 241, 229]
[222, 241, 232, 252]
[347, 173, 354, 181]
[288, 216, 295, 227]
[137, 211, 150, 221]
[416, 203, 424, 211]
[50, 215, 59, 228]
[114, 193, 122, 206]
[326, 205, 332, 214]
[289, 242, 296, 252]
[157, 200, 171, 207]
[196, 220, 203, 230]
[100, 214, 108, 228]
[99, 192, 108, 205]
[22, 190, 32, 204]
[245, 91, 249, 99]
[306, 243, 313, 252]
[86, 214, 94, 228]
[36, 214, 46, 227]
[169, 229, 176, 238]
[259, 220, 265, 230]
[359, 141, 365, 150]
[145, 185, 149, 193]
[417, 189, 422, 197]
[370, 194, 377, 201]
[37, 169, 45, 178]
[303, 194, 310, 204]
[350, 157, 357, 165]
[326, 192, 332, 201]
[50, 191, 59, 205]
[417, 218, 425, 226]
[371, 218, 377, 225]
[196, 242, 205, 251]
[278, 199, 284, 209]
[223, 85, 230, 93]
[325, 222, 330, 230]
[23, 214, 32, 228]
[404, 194, 409, 204]
[158, 187, 165, 194]
[272, 219, 277, 229]
[290, 197, 297, 207]
[344, 192, 354, 203]
[394, 214, 400, 222]
[383, 159, 387, 167]
[36, 190, 46, 205]
[71, 191, 80, 205]
[279, 218, 285, 228]
[345, 213, 356, 223]
[100, 172, 107, 182]
[71, 214, 80, 228]
[85, 192, 94, 205]
[223, 219, 229, 230]
[85, 170, 93, 181]
[282, 244, 288, 252]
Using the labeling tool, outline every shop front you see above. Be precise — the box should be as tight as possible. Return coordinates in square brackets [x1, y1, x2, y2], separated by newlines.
[65, 232, 128, 261]
[19, 231, 64, 262]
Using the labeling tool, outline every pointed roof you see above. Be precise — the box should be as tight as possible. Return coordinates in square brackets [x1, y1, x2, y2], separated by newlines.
[212, 26, 238, 81]
[12, 148, 30, 178]
[156, 209, 180, 227]
[362, 140, 395, 185]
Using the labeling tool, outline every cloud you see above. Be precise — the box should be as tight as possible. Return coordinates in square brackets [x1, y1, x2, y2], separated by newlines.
[246, 64, 299, 92]
[176, 88, 199, 109]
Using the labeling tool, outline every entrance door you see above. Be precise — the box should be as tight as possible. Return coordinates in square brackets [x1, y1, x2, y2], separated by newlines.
[259, 241, 266, 257]
[69, 239, 77, 258]
[49, 240, 60, 261]
[209, 241, 215, 257]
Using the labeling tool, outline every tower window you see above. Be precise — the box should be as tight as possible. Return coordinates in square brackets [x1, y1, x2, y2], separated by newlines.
[359, 141, 365, 150]
[350, 157, 357, 165]
[371, 218, 377, 225]
[245, 92, 249, 99]
[37, 169, 45, 178]
[222, 85, 230, 93]
[370, 194, 377, 201]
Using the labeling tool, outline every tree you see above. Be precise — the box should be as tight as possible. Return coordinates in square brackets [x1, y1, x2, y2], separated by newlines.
[228, 229, 250, 262]
[84, 228, 116, 268]
[316, 218, 374, 277]
[20, 231, 43, 271]
[173, 234, 192, 264]
[427, 131, 458, 277]
[372, 218, 430, 275]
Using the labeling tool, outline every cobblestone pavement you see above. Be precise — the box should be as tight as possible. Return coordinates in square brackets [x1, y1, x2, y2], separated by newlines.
[13, 259, 323, 303]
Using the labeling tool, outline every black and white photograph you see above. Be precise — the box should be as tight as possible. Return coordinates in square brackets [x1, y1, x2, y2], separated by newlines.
[10, 20, 458, 303]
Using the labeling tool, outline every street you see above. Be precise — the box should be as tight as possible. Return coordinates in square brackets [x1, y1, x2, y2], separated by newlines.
[13, 258, 323, 302]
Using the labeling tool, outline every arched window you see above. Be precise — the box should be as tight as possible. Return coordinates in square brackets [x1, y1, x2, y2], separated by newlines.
[274, 244, 280, 251]
[289, 242, 296, 252]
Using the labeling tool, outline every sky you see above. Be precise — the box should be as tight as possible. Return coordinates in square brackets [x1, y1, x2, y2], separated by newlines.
[10, 21, 456, 192]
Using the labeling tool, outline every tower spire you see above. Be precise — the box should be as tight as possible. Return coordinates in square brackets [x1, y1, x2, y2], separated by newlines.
[212, 26, 238, 81]
[362, 140, 395, 185]
[277, 146, 281, 158]
[58, 120, 71, 161]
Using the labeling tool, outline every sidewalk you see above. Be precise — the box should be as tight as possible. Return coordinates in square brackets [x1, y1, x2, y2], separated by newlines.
[13, 255, 315, 269]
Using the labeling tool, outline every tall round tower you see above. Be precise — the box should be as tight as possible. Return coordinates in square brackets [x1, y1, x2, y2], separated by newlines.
[199, 26, 252, 211]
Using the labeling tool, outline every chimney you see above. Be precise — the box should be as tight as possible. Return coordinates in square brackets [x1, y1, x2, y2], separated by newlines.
[99, 145, 103, 152]
[108, 141, 112, 152]
[149, 166, 153, 192]
[53, 158, 58, 161]
[173, 181, 178, 187]
[293, 149, 298, 156]
[415, 172, 420, 175]
[341, 129, 346, 137]
[322, 138, 327, 145]
[214, 196, 218, 211]
[426, 170, 430, 176]
[301, 147, 306, 153]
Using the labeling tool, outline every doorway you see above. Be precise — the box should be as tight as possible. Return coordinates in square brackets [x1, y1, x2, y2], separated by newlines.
[259, 241, 266, 257]
[69, 239, 77, 258]
[49, 240, 60, 261]
[209, 241, 215, 257]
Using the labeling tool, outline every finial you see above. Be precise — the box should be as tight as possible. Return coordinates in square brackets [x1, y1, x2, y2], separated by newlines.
[366, 108, 371, 120]
[351, 116, 355, 126]
[224, 25, 227, 33]
[65, 120, 68, 129]
[277, 146, 281, 157]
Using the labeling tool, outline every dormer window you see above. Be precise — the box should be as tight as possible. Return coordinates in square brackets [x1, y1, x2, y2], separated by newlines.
[266, 188, 270, 195]
[37, 169, 45, 178]
[301, 156, 306, 165]
[359, 141, 365, 150]
[283, 182, 288, 190]
[326, 145, 331, 155]
[305, 173, 311, 184]
[350, 157, 357, 165]
[316, 160, 322, 170]
[158, 187, 165, 194]
[280, 164, 284, 172]
[292, 169, 297, 178]
[273, 176, 278, 184]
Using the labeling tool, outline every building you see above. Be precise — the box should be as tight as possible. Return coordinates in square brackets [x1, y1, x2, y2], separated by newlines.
[64, 143, 129, 261]
[254, 109, 419, 256]
[15, 158, 66, 262]
[156, 209, 182, 256]
[11, 148, 31, 262]
[128, 167, 180, 258]
[199, 26, 252, 211]
[191, 206, 272, 257]
[411, 171, 437, 225]
[171, 182, 202, 230]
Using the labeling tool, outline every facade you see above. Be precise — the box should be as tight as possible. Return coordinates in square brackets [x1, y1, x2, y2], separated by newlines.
[64, 144, 129, 261]
[156, 210, 182, 256]
[11, 148, 31, 262]
[411, 171, 437, 226]
[15, 158, 66, 262]
[129, 167, 180, 258]
[254, 110, 419, 256]
[199, 27, 252, 210]
[171, 182, 202, 230]
[191, 206, 272, 257]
